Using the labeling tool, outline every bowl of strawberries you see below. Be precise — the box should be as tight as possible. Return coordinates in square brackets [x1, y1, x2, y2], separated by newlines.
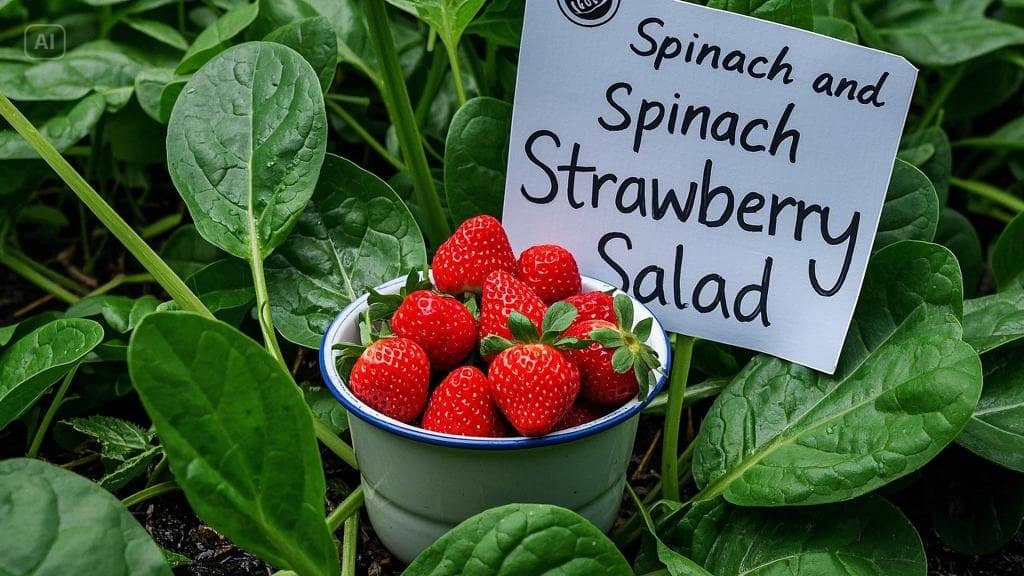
[320, 216, 671, 562]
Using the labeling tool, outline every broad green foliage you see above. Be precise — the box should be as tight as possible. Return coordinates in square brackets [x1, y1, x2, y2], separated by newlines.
[66, 295, 138, 334]
[0, 458, 172, 576]
[873, 159, 938, 252]
[958, 346, 1024, 471]
[264, 16, 338, 92]
[692, 242, 981, 506]
[266, 154, 427, 348]
[875, 7, 1024, 66]
[185, 258, 256, 323]
[176, 2, 260, 74]
[160, 223, 226, 280]
[0, 93, 105, 159]
[935, 208, 982, 297]
[0, 41, 143, 102]
[128, 311, 339, 576]
[707, 0, 814, 30]
[123, 17, 190, 51]
[65, 415, 162, 490]
[304, 387, 349, 434]
[444, 97, 511, 224]
[166, 42, 328, 261]
[898, 127, 951, 205]
[386, 0, 487, 55]
[658, 495, 925, 576]
[404, 504, 633, 575]
[0, 318, 103, 429]
[466, 0, 524, 47]
[134, 67, 185, 124]
[993, 212, 1024, 290]
[962, 291, 1024, 354]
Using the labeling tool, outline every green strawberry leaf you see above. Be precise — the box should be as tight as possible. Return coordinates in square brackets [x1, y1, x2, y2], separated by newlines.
[541, 302, 577, 340]
[611, 347, 635, 374]
[480, 335, 514, 357]
[553, 337, 592, 350]
[508, 311, 539, 343]
[591, 327, 625, 348]
[613, 294, 634, 330]
[634, 317, 654, 342]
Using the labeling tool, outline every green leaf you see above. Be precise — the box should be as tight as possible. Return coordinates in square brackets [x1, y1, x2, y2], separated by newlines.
[123, 17, 190, 51]
[66, 414, 154, 460]
[935, 208, 981, 297]
[403, 503, 633, 576]
[0, 458, 171, 576]
[101, 447, 162, 491]
[186, 258, 256, 323]
[591, 327, 625, 348]
[466, 0, 524, 46]
[873, 159, 938, 252]
[0, 311, 62, 350]
[134, 67, 179, 123]
[957, 345, 1024, 471]
[661, 495, 925, 576]
[508, 311, 540, 343]
[480, 335, 514, 356]
[813, 15, 858, 42]
[0, 93, 106, 159]
[128, 311, 338, 576]
[541, 301, 577, 336]
[264, 16, 338, 92]
[266, 154, 426, 348]
[707, 0, 815, 30]
[160, 223, 226, 281]
[444, 97, 511, 224]
[945, 58, 1023, 122]
[176, 2, 260, 74]
[993, 212, 1024, 290]
[66, 295, 136, 334]
[930, 449, 1024, 555]
[962, 291, 1024, 354]
[634, 317, 654, 342]
[956, 114, 1024, 153]
[899, 127, 951, 205]
[386, 0, 486, 55]
[167, 41, 328, 261]
[611, 346, 635, 374]
[877, 10, 1024, 66]
[0, 318, 104, 430]
[613, 294, 634, 330]
[0, 41, 143, 101]
[304, 386, 349, 435]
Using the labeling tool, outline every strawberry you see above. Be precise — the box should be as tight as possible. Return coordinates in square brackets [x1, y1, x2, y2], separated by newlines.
[346, 337, 430, 423]
[565, 291, 616, 325]
[391, 290, 477, 371]
[480, 270, 547, 342]
[421, 366, 503, 437]
[481, 303, 590, 436]
[562, 294, 662, 406]
[553, 402, 606, 431]
[432, 215, 516, 294]
[516, 244, 581, 304]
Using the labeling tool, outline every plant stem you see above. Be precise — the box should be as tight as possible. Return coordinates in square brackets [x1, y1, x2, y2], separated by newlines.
[325, 100, 406, 172]
[341, 513, 359, 576]
[445, 42, 468, 106]
[249, 255, 286, 369]
[27, 365, 78, 458]
[661, 334, 695, 503]
[0, 18, 44, 43]
[0, 93, 213, 318]
[313, 419, 358, 470]
[121, 480, 180, 507]
[612, 438, 697, 548]
[87, 273, 154, 297]
[415, 47, 449, 126]
[327, 485, 365, 532]
[0, 250, 81, 304]
[139, 213, 183, 239]
[4, 247, 86, 294]
[917, 65, 964, 130]
[325, 93, 372, 107]
[951, 177, 1024, 214]
[364, 0, 451, 247]
[643, 378, 727, 414]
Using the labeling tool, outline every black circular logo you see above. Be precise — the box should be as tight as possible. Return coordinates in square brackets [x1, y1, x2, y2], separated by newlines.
[558, 0, 621, 27]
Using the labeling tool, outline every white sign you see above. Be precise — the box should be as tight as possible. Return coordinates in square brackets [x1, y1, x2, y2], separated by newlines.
[501, 0, 917, 374]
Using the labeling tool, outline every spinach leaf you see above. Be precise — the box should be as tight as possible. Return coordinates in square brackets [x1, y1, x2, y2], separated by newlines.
[122, 17, 190, 51]
[66, 295, 137, 334]
[186, 258, 256, 324]
[176, 2, 260, 74]
[935, 208, 982, 297]
[707, 0, 815, 30]
[444, 97, 511, 225]
[0, 458, 172, 576]
[692, 242, 981, 506]
[266, 154, 426, 348]
[929, 449, 1024, 555]
[993, 211, 1024, 290]
[0, 41, 142, 102]
[403, 503, 633, 576]
[304, 386, 349, 435]
[962, 290, 1024, 354]
[0, 318, 104, 430]
[899, 127, 951, 205]
[957, 345, 1024, 471]
[814, 15, 858, 42]
[167, 41, 328, 261]
[876, 9, 1024, 66]
[466, 0, 524, 46]
[160, 223, 226, 280]
[957, 115, 1024, 154]
[134, 67, 178, 123]
[660, 495, 925, 576]
[386, 0, 486, 56]
[128, 311, 338, 576]
[0, 93, 105, 160]
[873, 159, 938, 252]
[0, 311, 62, 349]
[945, 58, 1023, 121]
[264, 16, 338, 92]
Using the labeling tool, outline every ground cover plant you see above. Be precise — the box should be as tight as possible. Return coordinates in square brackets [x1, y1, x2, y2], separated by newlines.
[0, 0, 1023, 574]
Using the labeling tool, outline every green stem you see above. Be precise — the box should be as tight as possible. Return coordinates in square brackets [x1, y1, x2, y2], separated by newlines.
[4, 247, 86, 294]
[139, 213, 183, 239]
[145, 455, 170, 487]
[951, 177, 1024, 214]
[87, 273, 154, 297]
[0, 93, 213, 318]
[27, 365, 78, 458]
[326, 100, 406, 172]
[327, 485, 365, 532]
[325, 93, 372, 107]
[341, 512, 359, 576]
[364, 0, 451, 247]
[643, 378, 727, 414]
[661, 334, 695, 502]
[0, 18, 44, 43]
[0, 250, 81, 304]
[445, 42, 468, 106]
[314, 419, 358, 470]
[415, 47, 449, 126]
[612, 439, 697, 548]
[249, 255, 286, 369]
[917, 65, 964, 130]
[121, 480, 180, 507]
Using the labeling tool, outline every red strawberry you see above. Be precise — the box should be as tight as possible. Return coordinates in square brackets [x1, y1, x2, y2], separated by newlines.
[516, 244, 581, 304]
[563, 320, 640, 406]
[565, 292, 616, 325]
[422, 366, 503, 437]
[554, 402, 606, 431]
[488, 343, 580, 436]
[480, 270, 547, 342]
[391, 290, 477, 371]
[432, 215, 516, 294]
[348, 337, 430, 422]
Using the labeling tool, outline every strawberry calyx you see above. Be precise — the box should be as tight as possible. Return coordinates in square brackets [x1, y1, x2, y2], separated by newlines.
[480, 301, 591, 356]
[366, 269, 432, 321]
[587, 294, 662, 400]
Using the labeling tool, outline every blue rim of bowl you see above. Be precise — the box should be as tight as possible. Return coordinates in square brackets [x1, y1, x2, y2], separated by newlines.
[319, 275, 673, 450]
